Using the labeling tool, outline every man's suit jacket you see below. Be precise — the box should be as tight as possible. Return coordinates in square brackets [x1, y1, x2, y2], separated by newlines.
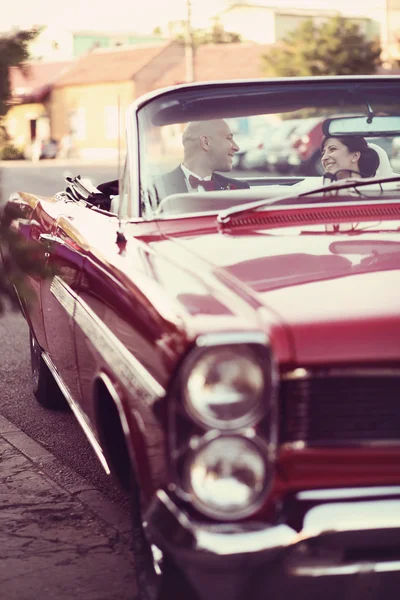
[155, 166, 249, 200]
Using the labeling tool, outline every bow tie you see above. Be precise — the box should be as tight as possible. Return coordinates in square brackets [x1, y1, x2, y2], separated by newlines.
[189, 175, 216, 191]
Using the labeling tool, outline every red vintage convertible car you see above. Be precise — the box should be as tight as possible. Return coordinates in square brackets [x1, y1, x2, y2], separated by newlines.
[2, 76, 400, 600]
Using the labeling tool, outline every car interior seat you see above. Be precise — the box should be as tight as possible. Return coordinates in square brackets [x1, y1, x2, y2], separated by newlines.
[368, 143, 397, 178]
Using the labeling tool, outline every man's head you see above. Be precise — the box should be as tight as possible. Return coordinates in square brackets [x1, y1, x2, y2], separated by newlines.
[182, 119, 240, 177]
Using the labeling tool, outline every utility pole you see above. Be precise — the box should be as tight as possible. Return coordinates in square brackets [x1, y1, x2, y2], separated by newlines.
[381, 0, 392, 68]
[185, 0, 195, 82]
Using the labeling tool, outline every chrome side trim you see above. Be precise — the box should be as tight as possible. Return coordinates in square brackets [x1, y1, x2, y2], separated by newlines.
[282, 367, 400, 380]
[96, 372, 140, 477]
[41, 352, 110, 474]
[282, 439, 400, 450]
[297, 486, 400, 501]
[50, 275, 75, 318]
[97, 372, 131, 437]
[291, 561, 400, 577]
[196, 331, 268, 347]
[74, 294, 165, 401]
[51, 275, 165, 402]
[280, 439, 400, 452]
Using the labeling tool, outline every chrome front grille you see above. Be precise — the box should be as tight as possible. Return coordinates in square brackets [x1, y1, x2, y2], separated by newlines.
[279, 369, 400, 446]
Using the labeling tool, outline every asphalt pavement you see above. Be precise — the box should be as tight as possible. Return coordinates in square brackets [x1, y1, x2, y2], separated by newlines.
[0, 159, 119, 202]
[0, 412, 136, 600]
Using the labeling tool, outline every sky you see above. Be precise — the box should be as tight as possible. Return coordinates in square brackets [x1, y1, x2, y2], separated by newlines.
[3, 0, 392, 34]
[2, 0, 226, 33]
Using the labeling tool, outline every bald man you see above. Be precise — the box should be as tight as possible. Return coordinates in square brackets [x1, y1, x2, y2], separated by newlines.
[156, 119, 249, 199]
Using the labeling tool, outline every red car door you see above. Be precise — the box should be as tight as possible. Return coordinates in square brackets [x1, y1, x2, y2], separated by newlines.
[40, 205, 85, 410]
[71, 210, 128, 428]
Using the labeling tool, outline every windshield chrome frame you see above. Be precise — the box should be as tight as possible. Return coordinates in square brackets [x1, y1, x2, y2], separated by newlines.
[119, 101, 142, 221]
[119, 75, 400, 222]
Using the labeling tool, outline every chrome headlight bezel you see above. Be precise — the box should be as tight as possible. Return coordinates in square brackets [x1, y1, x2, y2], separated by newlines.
[169, 333, 278, 521]
[182, 430, 271, 520]
[181, 337, 276, 431]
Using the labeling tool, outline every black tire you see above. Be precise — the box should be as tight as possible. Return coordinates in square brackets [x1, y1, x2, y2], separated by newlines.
[30, 332, 68, 410]
[131, 469, 198, 600]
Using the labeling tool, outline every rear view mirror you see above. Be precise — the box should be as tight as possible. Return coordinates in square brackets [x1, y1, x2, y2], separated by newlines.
[323, 116, 400, 137]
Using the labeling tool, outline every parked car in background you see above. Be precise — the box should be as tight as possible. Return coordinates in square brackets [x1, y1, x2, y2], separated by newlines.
[264, 118, 301, 172]
[240, 123, 276, 170]
[3, 75, 400, 600]
[228, 116, 274, 170]
[40, 138, 59, 159]
[24, 138, 59, 161]
[288, 116, 325, 175]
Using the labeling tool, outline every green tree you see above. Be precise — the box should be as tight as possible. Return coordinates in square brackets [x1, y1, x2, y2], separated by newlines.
[0, 28, 39, 117]
[0, 28, 40, 312]
[262, 16, 381, 77]
[175, 22, 241, 46]
[195, 22, 241, 45]
[0, 202, 53, 314]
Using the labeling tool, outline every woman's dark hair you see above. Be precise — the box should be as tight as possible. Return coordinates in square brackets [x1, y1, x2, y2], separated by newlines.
[321, 135, 380, 178]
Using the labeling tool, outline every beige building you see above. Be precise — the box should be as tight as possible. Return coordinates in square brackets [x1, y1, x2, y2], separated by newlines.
[217, 3, 378, 44]
[49, 42, 182, 159]
[217, 1, 398, 61]
[5, 61, 72, 154]
[6, 41, 273, 159]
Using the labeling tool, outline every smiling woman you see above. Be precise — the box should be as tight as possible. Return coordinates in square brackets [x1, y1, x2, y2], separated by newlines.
[320, 135, 380, 179]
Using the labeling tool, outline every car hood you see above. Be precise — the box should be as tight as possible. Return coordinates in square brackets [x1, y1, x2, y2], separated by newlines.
[162, 223, 400, 364]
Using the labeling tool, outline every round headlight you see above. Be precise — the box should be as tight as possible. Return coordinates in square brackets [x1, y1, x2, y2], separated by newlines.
[183, 347, 265, 429]
[185, 435, 268, 520]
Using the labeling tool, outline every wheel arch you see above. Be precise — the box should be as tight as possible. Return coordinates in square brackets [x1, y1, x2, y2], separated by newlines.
[93, 372, 148, 494]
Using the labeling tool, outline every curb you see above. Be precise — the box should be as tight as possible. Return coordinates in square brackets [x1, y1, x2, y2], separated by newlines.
[0, 413, 131, 537]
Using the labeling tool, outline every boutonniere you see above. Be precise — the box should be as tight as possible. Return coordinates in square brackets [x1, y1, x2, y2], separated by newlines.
[225, 183, 237, 190]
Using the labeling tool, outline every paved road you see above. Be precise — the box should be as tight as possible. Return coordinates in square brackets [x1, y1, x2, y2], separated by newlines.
[0, 159, 119, 202]
[0, 412, 135, 600]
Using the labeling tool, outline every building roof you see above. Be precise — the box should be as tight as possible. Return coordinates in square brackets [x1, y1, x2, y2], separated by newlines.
[72, 29, 164, 38]
[9, 60, 73, 102]
[222, 3, 336, 13]
[151, 43, 272, 89]
[219, 3, 375, 22]
[53, 42, 170, 87]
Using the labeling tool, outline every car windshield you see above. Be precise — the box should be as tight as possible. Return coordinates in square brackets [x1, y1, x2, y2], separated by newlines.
[134, 78, 400, 219]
